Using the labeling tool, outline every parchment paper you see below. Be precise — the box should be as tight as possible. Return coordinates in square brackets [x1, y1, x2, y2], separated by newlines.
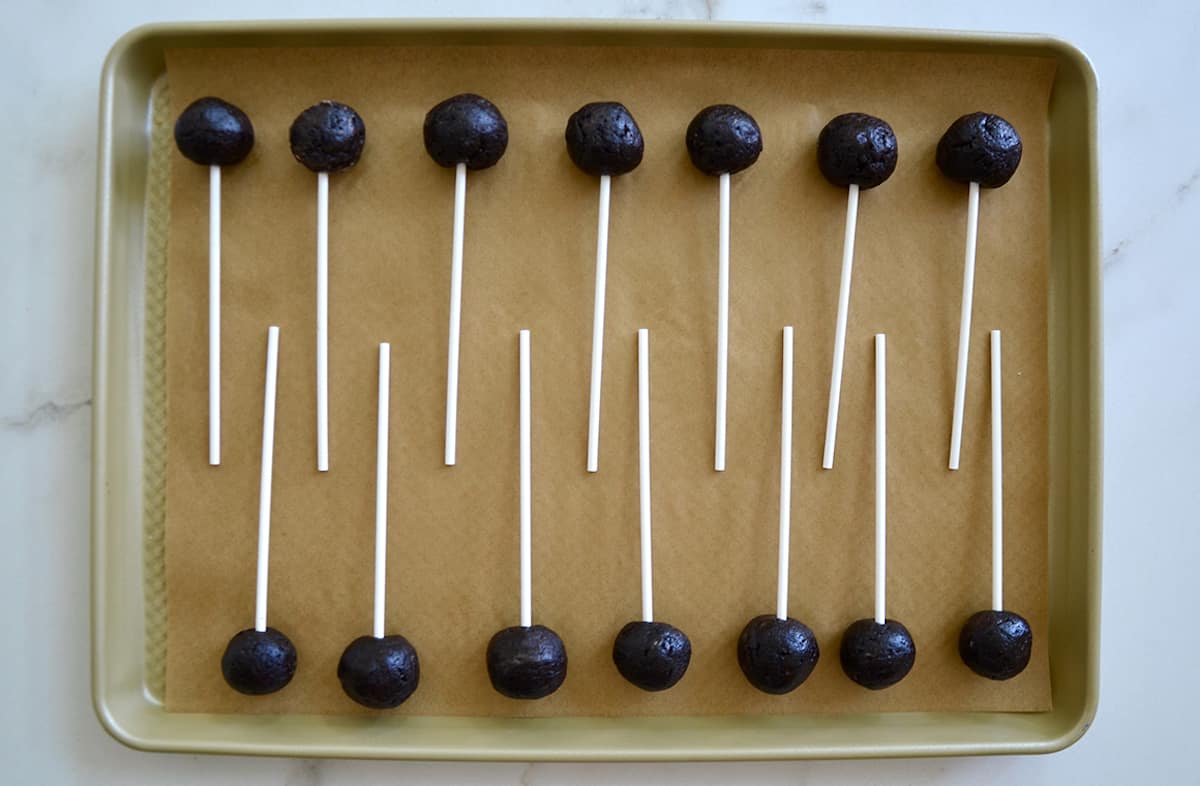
[164, 44, 1055, 716]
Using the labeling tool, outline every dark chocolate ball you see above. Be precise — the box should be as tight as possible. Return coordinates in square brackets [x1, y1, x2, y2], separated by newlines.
[958, 609, 1032, 680]
[289, 100, 366, 173]
[685, 104, 762, 176]
[936, 112, 1023, 188]
[173, 97, 255, 167]
[337, 634, 420, 709]
[221, 627, 297, 695]
[816, 112, 898, 190]
[612, 621, 692, 692]
[737, 614, 820, 694]
[486, 624, 567, 699]
[839, 618, 915, 690]
[564, 102, 644, 177]
[423, 93, 508, 170]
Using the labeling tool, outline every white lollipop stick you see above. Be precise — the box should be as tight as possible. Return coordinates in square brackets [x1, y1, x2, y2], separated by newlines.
[990, 329, 1003, 612]
[373, 343, 391, 639]
[254, 326, 280, 633]
[208, 165, 221, 466]
[874, 332, 886, 625]
[776, 327, 794, 621]
[444, 162, 467, 466]
[949, 181, 981, 470]
[586, 174, 612, 473]
[316, 171, 330, 472]
[714, 172, 731, 471]
[637, 328, 654, 623]
[822, 184, 860, 470]
[519, 329, 532, 628]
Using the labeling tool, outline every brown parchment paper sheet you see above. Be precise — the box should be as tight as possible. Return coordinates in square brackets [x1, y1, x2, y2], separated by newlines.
[163, 44, 1055, 716]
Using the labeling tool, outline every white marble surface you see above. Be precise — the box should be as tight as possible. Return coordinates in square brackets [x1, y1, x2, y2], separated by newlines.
[2, 0, 1191, 782]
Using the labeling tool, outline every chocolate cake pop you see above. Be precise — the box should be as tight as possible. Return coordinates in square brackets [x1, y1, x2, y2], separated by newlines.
[424, 93, 508, 170]
[173, 97, 255, 467]
[338, 635, 420, 709]
[289, 101, 366, 472]
[487, 625, 567, 699]
[686, 104, 763, 471]
[220, 326, 297, 696]
[336, 343, 421, 708]
[818, 113, 898, 469]
[838, 334, 916, 690]
[958, 331, 1033, 681]
[737, 327, 820, 694]
[611, 329, 692, 691]
[174, 97, 254, 167]
[565, 102, 644, 473]
[937, 112, 1022, 189]
[425, 94, 509, 466]
[940, 113, 1022, 470]
[485, 331, 568, 699]
[289, 100, 366, 173]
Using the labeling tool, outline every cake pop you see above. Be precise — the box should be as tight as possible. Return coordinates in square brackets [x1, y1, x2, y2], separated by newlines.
[958, 330, 1033, 680]
[425, 94, 509, 466]
[565, 102, 644, 473]
[173, 96, 254, 466]
[485, 331, 568, 699]
[220, 326, 297, 695]
[838, 334, 916, 690]
[288, 100, 366, 472]
[686, 104, 763, 471]
[818, 113, 898, 469]
[737, 327, 820, 694]
[612, 329, 691, 691]
[939, 112, 1022, 470]
[336, 343, 420, 708]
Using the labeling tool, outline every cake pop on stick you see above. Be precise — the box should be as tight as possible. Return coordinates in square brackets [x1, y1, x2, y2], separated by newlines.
[289, 100, 366, 472]
[959, 330, 1033, 680]
[612, 329, 692, 691]
[686, 105, 763, 471]
[220, 326, 297, 695]
[738, 327, 820, 694]
[424, 94, 509, 466]
[337, 343, 420, 708]
[486, 330, 568, 699]
[173, 97, 255, 466]
[839, 334, 916, 690]
[565, 103, 645, 473]
[817, 114, 898, 470]
[939, 113, 1023, 470]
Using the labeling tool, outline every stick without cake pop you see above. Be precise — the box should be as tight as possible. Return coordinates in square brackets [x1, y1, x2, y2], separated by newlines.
[289, 100, 367, 472]
[564, 102, 644, 473]
[817, 113, 898, 469]
[424, 94, 510, 466]
[938, 112, 1023, 470]
[519, 329, 532, 628]
[220, 326, 297, 696]
[373, 342, 391, 639]
[253, 326, 281, 633]
[172, 97, 255, 466]
[990, 329, 1003, 611]
[638, 327, 653, 623]
[611, 329, 692, 692]
[685, 105, 763, 472]
[776, 326, 794, 621]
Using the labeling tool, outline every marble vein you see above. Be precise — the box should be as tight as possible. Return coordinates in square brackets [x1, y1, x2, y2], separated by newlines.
[2, 396, 91, 430]
[1105, 164, 1200, 270]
